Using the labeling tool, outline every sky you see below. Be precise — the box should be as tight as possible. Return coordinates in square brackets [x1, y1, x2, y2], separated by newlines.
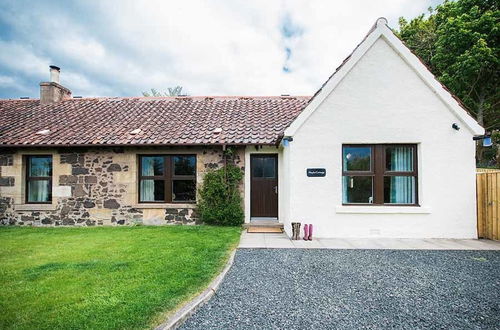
[0, 0, 443, 99]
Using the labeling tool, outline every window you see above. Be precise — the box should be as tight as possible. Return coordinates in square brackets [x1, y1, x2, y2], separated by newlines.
[26, 155, 52, 203]
[139, 155, 196, 203]
[252, 156, 277, 178]
[342, 145, 417, 205]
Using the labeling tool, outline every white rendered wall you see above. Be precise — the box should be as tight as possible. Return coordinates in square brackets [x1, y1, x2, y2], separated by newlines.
[282, 37, 478, 238]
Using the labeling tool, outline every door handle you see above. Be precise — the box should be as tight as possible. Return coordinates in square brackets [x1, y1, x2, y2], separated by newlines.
[273, 186, 278, 194]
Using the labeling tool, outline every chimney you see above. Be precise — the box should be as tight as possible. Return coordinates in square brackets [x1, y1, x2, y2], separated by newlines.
[49, 65, 60, 83]
[40, 65, 72, 105]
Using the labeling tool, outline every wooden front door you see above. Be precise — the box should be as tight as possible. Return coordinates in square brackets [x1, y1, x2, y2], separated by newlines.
[251, 154, 278, 218]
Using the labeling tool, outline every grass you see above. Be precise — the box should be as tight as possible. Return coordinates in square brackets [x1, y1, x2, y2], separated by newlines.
[0, 226, 241, 329]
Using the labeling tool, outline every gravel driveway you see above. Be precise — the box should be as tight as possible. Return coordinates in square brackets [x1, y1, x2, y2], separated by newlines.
[180, 249, 500, 329]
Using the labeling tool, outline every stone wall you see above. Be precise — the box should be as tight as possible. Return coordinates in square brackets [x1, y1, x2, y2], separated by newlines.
[0, 146, 244, 226]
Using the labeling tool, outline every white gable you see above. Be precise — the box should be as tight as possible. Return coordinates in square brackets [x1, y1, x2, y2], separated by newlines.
[285, 18, 484, 137]
[278, 19, 480, 238]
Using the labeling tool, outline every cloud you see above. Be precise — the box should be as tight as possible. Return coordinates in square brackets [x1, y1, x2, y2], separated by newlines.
[0, 75, 26, 91]
[280, 13, 303, 73]
[0, 0, 439, 99]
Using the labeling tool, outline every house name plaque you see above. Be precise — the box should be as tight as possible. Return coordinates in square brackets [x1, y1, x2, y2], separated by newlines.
[306, 168, 326, 177]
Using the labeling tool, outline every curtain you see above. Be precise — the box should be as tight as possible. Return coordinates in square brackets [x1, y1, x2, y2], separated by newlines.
[140, 157, 155, 201]
[389, 147, 415, 204]
[28, 180, 49, 202]
[342, 176, 348, 203]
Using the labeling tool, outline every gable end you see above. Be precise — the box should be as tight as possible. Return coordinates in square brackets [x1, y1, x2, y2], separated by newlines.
[284, 18, 484, 137]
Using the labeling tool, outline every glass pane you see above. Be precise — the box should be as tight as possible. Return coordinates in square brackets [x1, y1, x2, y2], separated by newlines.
[173, 156, 196, 176]
[342, 176, 373, 204]
[141, 156, 164, 176]
[252, 158, 263, 178]
[29, 156, 52, 177]
[262, 158, 276, 178]
[343, 147, 371, 171]
[252, 157, 276, 178]
[173, 180, 196, 202]
[386, 146, 414, 172]
[384, 176, 416, 204]
[28, 180, 51, 202]
[140, 179, 165, 202]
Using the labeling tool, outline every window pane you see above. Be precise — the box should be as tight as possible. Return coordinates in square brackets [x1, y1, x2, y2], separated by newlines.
[173, 180, 196, 202]
[252, 157, 276, 178]
[252, 158, 263, 178]
[342, 176, 373, 204]
[140, 179, 165, 202]
[29, 156, 52, 177]
[262, 158, 276, 178]
[343, 147, 371, 171]
[384, 176, 416, 204]
[173, 156, 196, 176]
[386, 146, 414, 172]
[141, 156, 164, 176]
[28, 180, 51, 202]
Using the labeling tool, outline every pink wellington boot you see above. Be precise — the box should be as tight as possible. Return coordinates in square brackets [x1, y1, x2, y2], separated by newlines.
[308, 224, 313, 241]
[303, 224, 309, 241]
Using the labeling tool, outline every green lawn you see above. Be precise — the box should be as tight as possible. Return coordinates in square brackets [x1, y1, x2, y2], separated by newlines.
[0, 226, 241, 329]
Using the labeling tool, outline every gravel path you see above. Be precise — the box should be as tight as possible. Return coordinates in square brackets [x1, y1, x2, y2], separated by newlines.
[180, 249, 500, 329]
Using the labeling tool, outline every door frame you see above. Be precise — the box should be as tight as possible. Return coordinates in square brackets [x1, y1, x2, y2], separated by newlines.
[244, 147, 281, 223]
[250, 153, 279, 219]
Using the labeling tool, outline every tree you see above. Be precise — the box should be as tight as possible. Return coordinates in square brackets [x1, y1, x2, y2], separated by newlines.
[399, 0, 499, 166]
[142, 86, 185, 97]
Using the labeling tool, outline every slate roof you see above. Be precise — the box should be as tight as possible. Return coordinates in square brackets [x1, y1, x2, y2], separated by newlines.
[0, 96, 310, 147]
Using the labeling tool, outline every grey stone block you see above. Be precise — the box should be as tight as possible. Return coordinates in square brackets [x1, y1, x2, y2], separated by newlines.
[0, 177, 14, 186]
[0, 154, 13, 166]
[83, 201, 96, 208]
[59, 175, 78, 185]
[107, 164, 122, 172]
[84, 176, 98, 184]
[104, 199, 120, 209]
[72, 167, 89, 175]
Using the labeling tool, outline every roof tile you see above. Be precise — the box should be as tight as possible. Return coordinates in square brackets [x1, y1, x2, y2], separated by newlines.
[0, 96, 309, 146]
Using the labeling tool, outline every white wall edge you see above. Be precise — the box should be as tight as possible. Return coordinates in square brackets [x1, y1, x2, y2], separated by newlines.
[335, 206, 431, 214]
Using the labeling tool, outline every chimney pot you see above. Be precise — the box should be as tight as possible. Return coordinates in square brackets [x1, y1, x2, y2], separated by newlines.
[49, 65, 60, 84]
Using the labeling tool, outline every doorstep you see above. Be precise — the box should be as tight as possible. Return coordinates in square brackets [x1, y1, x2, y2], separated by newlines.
[244, 220, 284, 234]
[243, 220, 284, 229]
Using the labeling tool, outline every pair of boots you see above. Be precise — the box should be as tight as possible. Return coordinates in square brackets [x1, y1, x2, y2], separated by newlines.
[291, 222, 301, 240]
[303, 224, 313, 241]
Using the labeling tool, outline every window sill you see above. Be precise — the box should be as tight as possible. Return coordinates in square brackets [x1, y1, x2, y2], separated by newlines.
[14, 204, 57, 211]
[133, 203, 197, 209]
[335, 205, 431, 214]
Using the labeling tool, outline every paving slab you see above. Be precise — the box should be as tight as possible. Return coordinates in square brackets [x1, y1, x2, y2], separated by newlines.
[239, 231, 500, 250]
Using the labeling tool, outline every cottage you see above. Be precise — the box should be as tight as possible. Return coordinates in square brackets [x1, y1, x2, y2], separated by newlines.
[0, 18, 483, 238]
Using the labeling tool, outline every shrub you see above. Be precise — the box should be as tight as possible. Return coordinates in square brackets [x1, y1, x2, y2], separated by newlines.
[198, 163, 244, 226]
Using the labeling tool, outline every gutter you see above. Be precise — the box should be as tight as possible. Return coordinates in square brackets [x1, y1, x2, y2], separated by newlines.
[0, 142, 279, 148]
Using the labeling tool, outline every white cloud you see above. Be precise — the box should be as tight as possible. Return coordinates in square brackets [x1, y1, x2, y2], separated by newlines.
[0, 40, 49, 77]
[0, 0, 439, 98]
[0, 75, 26, 91]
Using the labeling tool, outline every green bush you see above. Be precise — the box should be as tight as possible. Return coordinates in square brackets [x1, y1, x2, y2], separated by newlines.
[198, 163, 244, 226]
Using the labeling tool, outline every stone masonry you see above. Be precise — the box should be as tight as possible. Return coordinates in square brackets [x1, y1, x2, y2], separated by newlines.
[0, 146, 244, 226]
